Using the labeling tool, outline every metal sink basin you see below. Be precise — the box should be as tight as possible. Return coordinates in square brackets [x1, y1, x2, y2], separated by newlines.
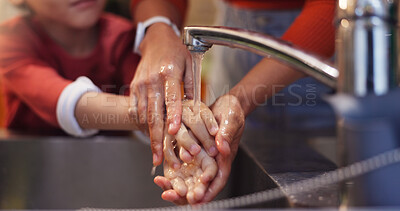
[0, 136, 288, 209]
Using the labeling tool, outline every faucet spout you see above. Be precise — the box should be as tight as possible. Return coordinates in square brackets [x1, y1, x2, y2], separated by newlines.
[184, 26, 339, 88]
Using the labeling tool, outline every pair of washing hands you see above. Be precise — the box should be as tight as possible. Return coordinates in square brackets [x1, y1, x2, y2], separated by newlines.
[153, 100, 219, 205]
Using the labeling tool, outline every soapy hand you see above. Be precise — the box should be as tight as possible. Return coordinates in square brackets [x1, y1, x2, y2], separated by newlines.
[155, 129, 218, 205]
[155, 100, 220, 204]
[155, 96, 245, 204]
[129, 23, 193, 167]
[162, 100, 219, 170]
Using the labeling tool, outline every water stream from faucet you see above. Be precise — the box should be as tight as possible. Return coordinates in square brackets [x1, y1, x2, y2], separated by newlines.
[190, 51, 204, 115]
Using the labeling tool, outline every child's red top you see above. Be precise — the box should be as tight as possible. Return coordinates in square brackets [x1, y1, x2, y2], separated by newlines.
[0, 13, 140, 135]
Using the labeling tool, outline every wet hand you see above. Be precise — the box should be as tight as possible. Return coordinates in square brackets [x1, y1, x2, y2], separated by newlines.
[211, 94, 245, 157]
[162, 100, 219, 170]
[180, 100, 219, 157]
[129, 23, 192, 166]
[155, 144, 218, 205]
[201, 94, 245, 202]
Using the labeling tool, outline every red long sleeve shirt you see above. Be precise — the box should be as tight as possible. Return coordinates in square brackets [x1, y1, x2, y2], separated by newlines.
[223, 0, 336, 57]
[0, 14, 140, 134]
[226, 0, 305, 9]
[131, 0, 335, 58]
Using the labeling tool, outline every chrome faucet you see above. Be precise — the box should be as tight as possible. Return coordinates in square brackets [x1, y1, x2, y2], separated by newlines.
[183, 0, 398, 96]
[336, 0, 398, 96]
[184, 0, 400, 206]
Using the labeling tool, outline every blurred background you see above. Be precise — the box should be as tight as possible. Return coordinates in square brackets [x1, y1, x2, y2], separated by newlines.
[0, 0, 217, 128]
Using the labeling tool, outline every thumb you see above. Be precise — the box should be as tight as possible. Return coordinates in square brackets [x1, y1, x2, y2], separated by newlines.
[215, 116, 238, 157]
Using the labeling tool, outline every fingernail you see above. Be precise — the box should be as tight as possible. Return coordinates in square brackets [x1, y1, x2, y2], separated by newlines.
[216, 139, 222, 148]
[210, 126, 218, 135]
[201, 174, 211, 183]
[194, 187, 205, 201]
[222, 140, 230, 154]
[187, 192, 195, 203]
[208, 146, 218, 156]
[168, 123, 174, 132]
[153, 153, 159, 165]
[174, 116, 180, 125]
[154, 144, 162, 152]
[190, 145, 201, 155]
[151, 166, 157, 176]
[173, 163, 180, 170]
[181, 150, 193, 163]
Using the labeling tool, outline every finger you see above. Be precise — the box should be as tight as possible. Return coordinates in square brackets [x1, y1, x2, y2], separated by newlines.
[200, 155, 218, 183]
[215, 115, 241, 157]
[179, 146, 193, 163]
[132, 89, 149, 134]
[185, 176, 195, 192]
[175, 123, 201, 156]
[163, 127, 181, 170]
[128, 93, 139, 124]
[201, 155, 232, 203]
[182, 106, 217, 157]
[171, 177, 188, 197]
[154, 176, 173, 191]
[161, 190, 188, 205]
[137, 86, 148, 126]
[214, 96, 245, 157]
[162, 65, 182, 136]
[193, 181, 207, 203]
[216, 138, 230, 157]
[187, 181, 207, 205]
[147, 85, 164, 166]
[200, 103, 219, 136]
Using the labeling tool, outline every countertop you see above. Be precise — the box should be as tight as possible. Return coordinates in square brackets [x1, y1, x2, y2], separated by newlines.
[238, 123, 339, 208]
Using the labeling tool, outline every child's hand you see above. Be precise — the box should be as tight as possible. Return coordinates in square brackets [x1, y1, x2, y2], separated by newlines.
[162, 100, 219, 170]
[180, 100, 219, 157]
[154, 143, 218, 205]
[154, 100, 220, 204]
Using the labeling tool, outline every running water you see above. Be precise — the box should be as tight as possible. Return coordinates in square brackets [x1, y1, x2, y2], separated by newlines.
[190, 51, 205, 115]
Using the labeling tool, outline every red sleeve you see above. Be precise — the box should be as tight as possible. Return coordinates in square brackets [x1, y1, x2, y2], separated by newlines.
[224, 0, 305, 10]
[112, 29, 140, 96]
[0, 24, 71, 127]
[0, 77, 5, 127]
[281, 0, 336, 58]
[130, 0, 188, 21]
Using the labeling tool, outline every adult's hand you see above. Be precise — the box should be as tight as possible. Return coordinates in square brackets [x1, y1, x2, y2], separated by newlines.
[201, 94, 245, 202]
[130, 23, 192, 166]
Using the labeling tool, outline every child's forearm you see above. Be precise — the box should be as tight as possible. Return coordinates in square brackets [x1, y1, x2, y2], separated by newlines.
[75, 92, 139, 131]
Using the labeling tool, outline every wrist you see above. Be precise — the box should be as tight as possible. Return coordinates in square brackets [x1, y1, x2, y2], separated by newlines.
[134, 16, 180, 55]
[228, 90, 252, 117]
[146, 22, 176, 34]
[140, 22, 179, 50]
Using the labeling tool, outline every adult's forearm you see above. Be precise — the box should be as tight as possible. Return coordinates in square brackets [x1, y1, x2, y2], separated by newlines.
[131, 0, 187, 27]
[75, 92, 139, 131]
[229, 0, 335, 116]
[229, 58, 305, 116]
